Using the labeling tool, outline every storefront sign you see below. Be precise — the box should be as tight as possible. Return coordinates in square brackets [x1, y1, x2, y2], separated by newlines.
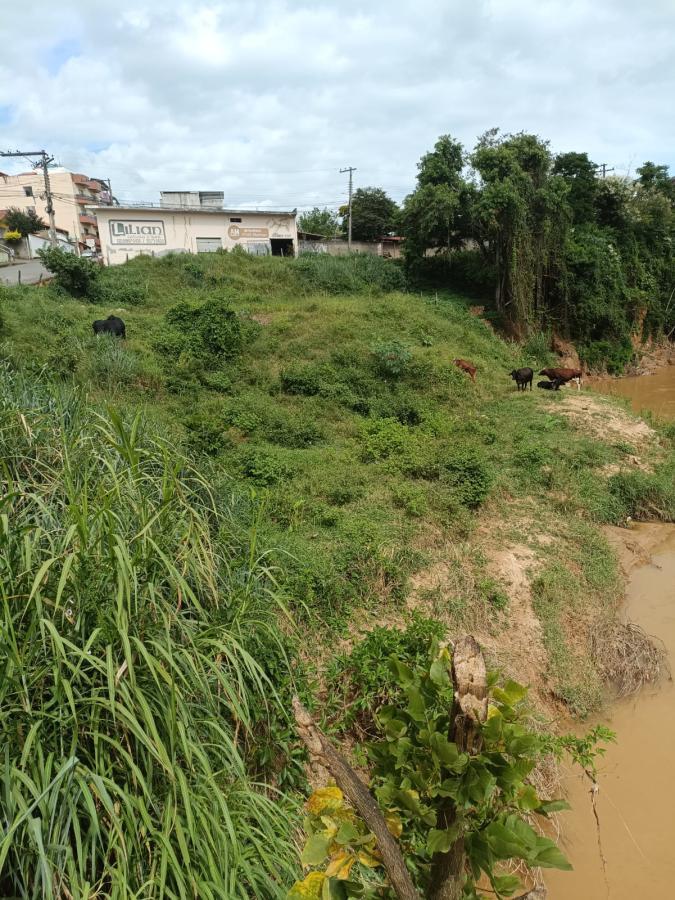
[227, 225, 269, 240]
[109, 220, 166, 245]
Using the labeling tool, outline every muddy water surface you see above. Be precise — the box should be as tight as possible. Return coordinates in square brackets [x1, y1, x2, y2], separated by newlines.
[547, 368, 675, 896]
[591, 364, 675, 421]
[547, 525, 675, 899]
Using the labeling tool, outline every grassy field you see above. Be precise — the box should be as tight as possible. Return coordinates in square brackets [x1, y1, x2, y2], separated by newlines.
[1, 250, 674, 894]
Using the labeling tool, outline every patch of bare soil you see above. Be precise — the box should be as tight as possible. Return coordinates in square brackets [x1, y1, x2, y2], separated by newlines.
[555, 392, 656, 450]
[249, 312, 273, 325]
[603, 522, 675, 576]
[481, 544, 549, 696]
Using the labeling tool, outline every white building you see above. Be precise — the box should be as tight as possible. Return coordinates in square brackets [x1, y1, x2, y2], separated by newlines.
[92, 205, 297, 265]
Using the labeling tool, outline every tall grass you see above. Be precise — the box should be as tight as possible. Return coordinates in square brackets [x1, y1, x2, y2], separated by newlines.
[0, 366, 298, 898]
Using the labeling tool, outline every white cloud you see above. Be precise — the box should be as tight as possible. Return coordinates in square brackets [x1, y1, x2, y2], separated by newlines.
[0, 0, 672, 209]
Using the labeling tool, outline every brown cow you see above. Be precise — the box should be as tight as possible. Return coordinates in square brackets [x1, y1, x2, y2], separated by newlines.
[453, 358, 477, 382]
[539, 367, 582, 391]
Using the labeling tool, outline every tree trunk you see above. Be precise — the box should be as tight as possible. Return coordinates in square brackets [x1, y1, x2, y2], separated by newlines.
[429, 636, 488, 900]
[292, 698, 421, 900]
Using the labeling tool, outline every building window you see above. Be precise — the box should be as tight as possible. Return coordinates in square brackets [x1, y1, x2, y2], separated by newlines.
[24, 186, 33, 197]
[229, 217, 242, 223]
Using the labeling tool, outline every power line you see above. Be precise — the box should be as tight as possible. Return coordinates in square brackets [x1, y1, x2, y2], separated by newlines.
[0, 149, 57, 246]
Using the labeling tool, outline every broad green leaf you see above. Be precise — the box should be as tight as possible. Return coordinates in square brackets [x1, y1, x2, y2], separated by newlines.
[534, 843, 573, 870]
[490, 873, 522, 896]
[536, 798, 571, 815]
[335, 822, 359, 845]
[492, 679, 528, 707]
[389, 657, 415, 685]
[427, 822, 461, 854]
[429, 658, 451, 687]
[302, 833, 333, 866]
[517, 785, 540, 811]
[405, 686, 426, 721]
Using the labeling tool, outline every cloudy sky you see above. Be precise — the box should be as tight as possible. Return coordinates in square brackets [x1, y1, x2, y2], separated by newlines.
[1, 0, 672, 211]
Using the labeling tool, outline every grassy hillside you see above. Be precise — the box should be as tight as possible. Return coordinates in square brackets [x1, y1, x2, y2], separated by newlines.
[1, 251, 674, 894]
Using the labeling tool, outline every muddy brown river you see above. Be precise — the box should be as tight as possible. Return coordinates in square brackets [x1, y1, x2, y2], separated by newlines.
[548, 367, 675, 898]
[591, 364, 675, 421]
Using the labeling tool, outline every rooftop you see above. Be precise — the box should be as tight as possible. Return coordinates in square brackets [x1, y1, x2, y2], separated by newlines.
[89, 204, 297, 216]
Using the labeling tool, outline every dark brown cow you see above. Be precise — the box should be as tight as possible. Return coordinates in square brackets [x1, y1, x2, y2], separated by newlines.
[539, 367, 582, 391]
[453, 358, 477, 382]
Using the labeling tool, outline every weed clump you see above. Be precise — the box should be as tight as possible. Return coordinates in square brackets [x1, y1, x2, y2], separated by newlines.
[294, 253, 406, 294]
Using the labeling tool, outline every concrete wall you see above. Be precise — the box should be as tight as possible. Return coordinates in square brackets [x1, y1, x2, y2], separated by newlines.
[299, 239, 402, 259]
[95, 207, 298, 265]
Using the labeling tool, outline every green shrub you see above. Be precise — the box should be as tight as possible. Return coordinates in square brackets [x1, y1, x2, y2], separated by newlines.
[325, 615, 446, 735]
[240, 446, 293, 485]
[98, 267, 148, 306]
[262, 410, 324, 448]
[440, 444, 493, 508]
[155, 295, 244, 375]
[371, 339, 412, 378]
[579, 338, 634, 374]
[280, 364, 327, 396]
[392, 482, 429, 517]
[361, 417, 411, 462]
[37, 246, 100, 298]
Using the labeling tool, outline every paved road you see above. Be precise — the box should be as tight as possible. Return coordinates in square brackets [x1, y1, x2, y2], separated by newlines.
[0, 260, 50, 285]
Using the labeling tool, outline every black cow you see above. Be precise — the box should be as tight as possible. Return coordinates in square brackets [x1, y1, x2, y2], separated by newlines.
[93, 315, 126, 338]
[509, 367, 534, 391]
[537, 379, 563, 391]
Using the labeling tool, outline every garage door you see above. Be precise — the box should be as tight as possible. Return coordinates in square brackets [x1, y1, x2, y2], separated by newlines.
[196, 237, 222, 253]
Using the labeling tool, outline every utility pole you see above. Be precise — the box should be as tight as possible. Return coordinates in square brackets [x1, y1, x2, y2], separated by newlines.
[0, 149, 58, 246]
[595, 163, 615, 179]
[340, 166, 356, 251]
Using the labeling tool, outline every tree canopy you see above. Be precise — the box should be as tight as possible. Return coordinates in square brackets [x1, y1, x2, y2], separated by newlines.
[2, 206, 47, 237]
[401, 130, 674, 369]
[297, 207, 340, 238]
[343, 187, 399, 242]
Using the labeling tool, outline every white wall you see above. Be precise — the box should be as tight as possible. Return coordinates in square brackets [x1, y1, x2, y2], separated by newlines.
[95, 208, 297, 265]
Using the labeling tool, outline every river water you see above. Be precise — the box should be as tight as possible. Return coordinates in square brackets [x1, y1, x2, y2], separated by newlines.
[591, 365, 675, 421]
[547, 367, 675, 898]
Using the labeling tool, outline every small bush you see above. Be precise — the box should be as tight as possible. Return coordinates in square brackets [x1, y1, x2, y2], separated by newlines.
[440, 444, 493, 508]
[392, 482, 429, 517]
[37, 247, 100, 299]
[371, 340, 412, 378]
[607, 468, 675, 521]
[240, 447, 293, 485]
[155, 295, 243, 373]
[325, 616, 446, 735]
[361, 417, 411, 462]
[279, 364, 326, 396]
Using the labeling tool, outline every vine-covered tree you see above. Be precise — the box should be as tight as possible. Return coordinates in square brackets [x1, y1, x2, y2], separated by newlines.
[401, 129, 674, 368]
